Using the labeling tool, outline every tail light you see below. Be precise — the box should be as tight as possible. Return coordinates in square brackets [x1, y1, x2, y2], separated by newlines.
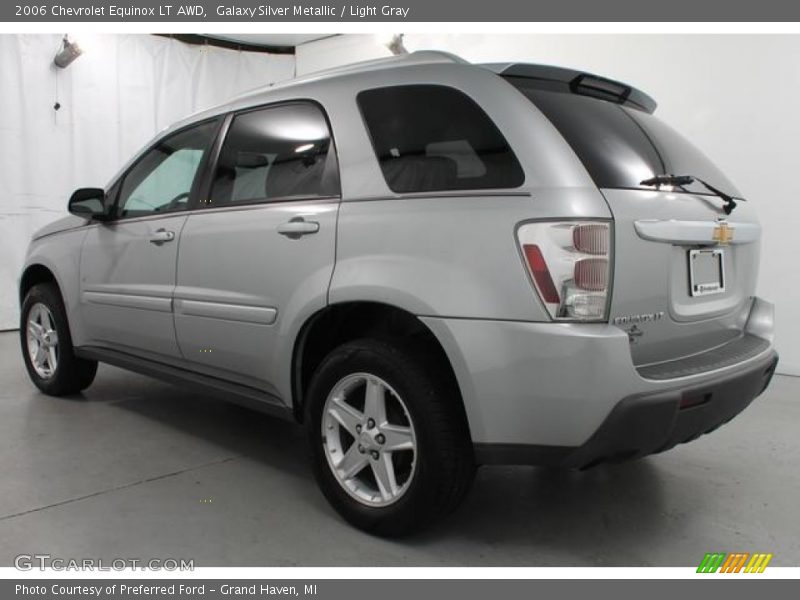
[518, 221, 612, 321]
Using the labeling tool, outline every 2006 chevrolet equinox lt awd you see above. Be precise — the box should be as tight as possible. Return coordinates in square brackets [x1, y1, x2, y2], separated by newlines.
[19, 52, 778, 535]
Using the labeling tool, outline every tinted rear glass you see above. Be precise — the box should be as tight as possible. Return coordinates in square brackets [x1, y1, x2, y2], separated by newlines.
[358, 85, 524, 193]
[507, 78, 739, 196]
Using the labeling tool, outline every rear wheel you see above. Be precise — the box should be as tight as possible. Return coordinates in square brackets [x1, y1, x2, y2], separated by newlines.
[20, 283, 97, 396]
[306, 338, 475, 536]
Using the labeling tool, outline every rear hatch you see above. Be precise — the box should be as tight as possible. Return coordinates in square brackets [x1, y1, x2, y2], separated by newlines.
[504, 71, 761, 367]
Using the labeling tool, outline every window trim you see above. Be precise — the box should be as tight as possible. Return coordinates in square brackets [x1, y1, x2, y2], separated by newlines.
[109, 116, 224, 221]
[192, 98, 342, 211]
[356, 83, 525, 195]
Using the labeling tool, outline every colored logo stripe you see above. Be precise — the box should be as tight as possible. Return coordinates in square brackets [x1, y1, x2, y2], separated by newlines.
[697, 553, 726, 573]
[745, 553, 773, 573]
[697, 552, 773, 573]
[720, 553, 749, 573]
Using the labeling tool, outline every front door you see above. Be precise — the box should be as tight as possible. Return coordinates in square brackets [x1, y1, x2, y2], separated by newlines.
[80, 119, 220, 359]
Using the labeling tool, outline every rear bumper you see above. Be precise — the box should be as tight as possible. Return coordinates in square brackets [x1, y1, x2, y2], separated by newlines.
[475, 350, 777, 468]
[420, 296, 777, 466]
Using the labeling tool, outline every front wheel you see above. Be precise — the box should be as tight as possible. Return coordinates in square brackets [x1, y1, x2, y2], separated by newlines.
[20, 283, 97, 396]
[306, 338, 475, 536]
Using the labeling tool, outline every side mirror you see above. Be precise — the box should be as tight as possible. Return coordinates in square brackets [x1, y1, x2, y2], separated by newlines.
[68, 188, 111, 221]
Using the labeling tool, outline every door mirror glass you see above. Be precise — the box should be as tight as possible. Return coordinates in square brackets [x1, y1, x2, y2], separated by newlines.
[68, 188, 110, 220]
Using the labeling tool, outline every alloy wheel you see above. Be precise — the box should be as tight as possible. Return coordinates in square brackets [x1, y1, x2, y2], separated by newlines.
[321, 372, 417, 507]
[26, 303, 59, 379]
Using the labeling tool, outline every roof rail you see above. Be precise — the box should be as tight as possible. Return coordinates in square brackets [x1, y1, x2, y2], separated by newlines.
[309, 50, 467, 76]
[231, 50, 468, 103]
[301, 50, 468, 80]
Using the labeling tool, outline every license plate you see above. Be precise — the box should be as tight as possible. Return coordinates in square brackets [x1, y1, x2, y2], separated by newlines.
[689, 249, 725, 297]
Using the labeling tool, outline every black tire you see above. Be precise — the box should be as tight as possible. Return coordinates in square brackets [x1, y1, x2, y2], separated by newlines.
[306, 338, 475, 536]
[20, 283, 97, 396]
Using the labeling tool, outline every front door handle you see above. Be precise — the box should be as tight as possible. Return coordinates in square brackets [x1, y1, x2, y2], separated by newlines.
[277, 217, 320, 239]
[149, 229, 175, 245]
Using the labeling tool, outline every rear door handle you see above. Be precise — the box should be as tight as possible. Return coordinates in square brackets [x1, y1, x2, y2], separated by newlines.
[149, 229, 175, 245]
[277, 218, 320, 239]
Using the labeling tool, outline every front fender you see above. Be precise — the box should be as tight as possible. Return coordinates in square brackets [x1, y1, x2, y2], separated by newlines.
[21, 228, 89, 345]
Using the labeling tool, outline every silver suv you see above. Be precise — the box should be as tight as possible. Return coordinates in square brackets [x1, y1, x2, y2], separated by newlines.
[19, 52, 778, 535]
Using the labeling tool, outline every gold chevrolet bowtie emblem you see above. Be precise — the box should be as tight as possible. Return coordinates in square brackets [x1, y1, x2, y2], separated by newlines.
[712, 221, 735, 245]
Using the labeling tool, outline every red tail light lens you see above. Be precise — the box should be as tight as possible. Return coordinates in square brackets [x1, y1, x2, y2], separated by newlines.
[574, 258, 609, 291]
[522, 244, 560, 304]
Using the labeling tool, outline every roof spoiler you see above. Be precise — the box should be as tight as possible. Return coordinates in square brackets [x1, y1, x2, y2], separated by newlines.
[483, 63, 657, 114]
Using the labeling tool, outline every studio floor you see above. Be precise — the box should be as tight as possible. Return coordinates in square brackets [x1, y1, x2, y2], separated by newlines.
[0, 330, 797, 567]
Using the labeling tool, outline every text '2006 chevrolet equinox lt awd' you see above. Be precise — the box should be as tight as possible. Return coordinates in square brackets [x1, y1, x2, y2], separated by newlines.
[19, 52, 778, 535]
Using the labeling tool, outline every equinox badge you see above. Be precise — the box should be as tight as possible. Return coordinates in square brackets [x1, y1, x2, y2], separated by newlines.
[612, 311, 665, 326]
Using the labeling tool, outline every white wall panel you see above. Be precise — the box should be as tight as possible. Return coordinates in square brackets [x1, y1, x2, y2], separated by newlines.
[0, 34, 294, 331]
[297, 34, 800, 375]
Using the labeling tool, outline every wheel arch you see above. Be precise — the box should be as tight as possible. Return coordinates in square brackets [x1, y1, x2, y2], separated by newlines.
[291, 301, 472, 438]
[19, 263, 60, 305]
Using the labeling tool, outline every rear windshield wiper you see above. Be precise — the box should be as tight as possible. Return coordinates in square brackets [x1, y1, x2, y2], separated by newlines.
[639, 174, 745, 215]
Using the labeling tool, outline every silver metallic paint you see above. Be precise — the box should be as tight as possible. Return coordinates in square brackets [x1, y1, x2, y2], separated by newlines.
[20, 52, 776, 449]
[634, 219, 761, 245]
[79, 215, 189, 358]
[173, 199, 339, 392]
[421, 297, 774, 446]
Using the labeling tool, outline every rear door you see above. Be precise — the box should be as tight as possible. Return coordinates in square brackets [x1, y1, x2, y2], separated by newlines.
[508, 80, 762, 366]
[173, 102, 340, 393]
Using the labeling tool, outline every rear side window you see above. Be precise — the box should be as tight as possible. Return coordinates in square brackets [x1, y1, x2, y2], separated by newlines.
[357, 85, 524, 193]
[506, 78, 738, 196]
[209, 102, 339, 207]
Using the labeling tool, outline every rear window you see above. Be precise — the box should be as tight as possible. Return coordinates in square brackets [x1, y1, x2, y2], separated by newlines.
[506, 77, 739, 196]
[357, 85, 524, 193]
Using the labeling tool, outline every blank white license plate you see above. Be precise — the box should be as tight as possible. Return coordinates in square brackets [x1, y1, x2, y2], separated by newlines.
[689, 249, 725, 297]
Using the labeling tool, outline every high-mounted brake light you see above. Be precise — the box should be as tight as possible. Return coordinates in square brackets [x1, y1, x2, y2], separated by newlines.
[518, 221, 612, 321]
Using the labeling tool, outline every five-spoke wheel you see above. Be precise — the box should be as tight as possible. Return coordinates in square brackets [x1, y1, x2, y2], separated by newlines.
[26, 303, 60, 379]
[307, 338, 475, 536]
[322, 373, 417, 506]
[20, 283, 97, 396]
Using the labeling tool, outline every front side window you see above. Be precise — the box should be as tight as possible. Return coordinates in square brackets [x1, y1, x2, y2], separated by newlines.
[116, 120, 219, 218]
[357, 85, 524, 194]
[208, 103, 339, 207]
